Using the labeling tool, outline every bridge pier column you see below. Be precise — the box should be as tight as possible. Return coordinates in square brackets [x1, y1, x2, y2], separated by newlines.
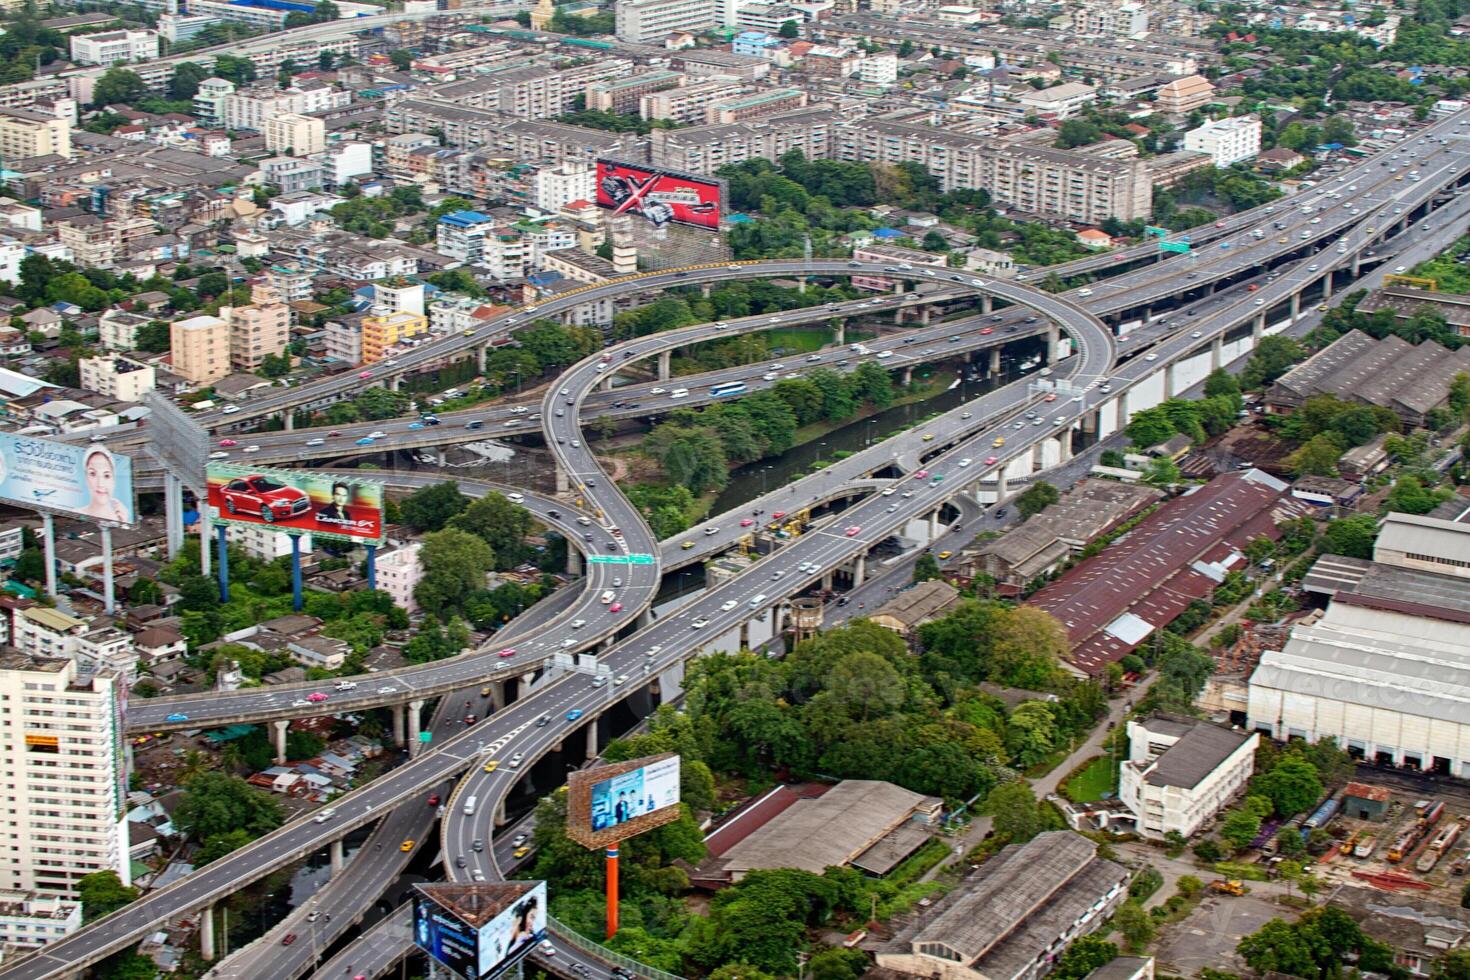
[901, 366, 913, 385]
[1253, 314, 1265, 342]
[566, 549, 582, 576]
[928, 510, 939, 541]
[601, 376, 614, 392]
[738, 621, 750, 650]
[165, 473, 184, 557]
[995, 470, 1008, 502]
[490, 680, 506, 712]
[701, 282, 712, 299]
[834, 320, 845, 346]
[200, 904, 216, 962]
[919, 306, 931, 325]
[586, 719, 599, 760]
[1031, 442, 1044, 470]
[657, 350, 670, 381]
[283, 412, 294, 431]
[1352, 254, 1361, 277]
[272, 719, 289, 765]
[981, 294, 993, 315]
[388, 376, 400, 392]
[1163, 362, 1176, 400]
[1083, 409, 1099, 436]
[1060, 427, 1073, 461]
[495, 799, 508, 827]
[852, 553, 866, 588]
[989, 346, 1001, 377]
[477, 343, 488, 374]
[1290, 293, 1300, 321]
[199, 495, 210, 578]
[555, 467, 570, 495]
[1322, 275, 1333, 300]
[1211, 335, 1224, 372]
[521, 672, 536, 699]
[1116, 391, 1129, 429]
[822, 572, 833, 591]
[1046, 323, 1059, 365]
[392, 703, 405, 746]
[639, 607, 653, 629]
[406, 700, 423, 758]
[770, 604, 781, 636]
[330, 838, 344, 877]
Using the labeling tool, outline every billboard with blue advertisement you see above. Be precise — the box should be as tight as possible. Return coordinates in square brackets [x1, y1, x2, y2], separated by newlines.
[0, 433, 135, 524]
[414, 881, 547, 980]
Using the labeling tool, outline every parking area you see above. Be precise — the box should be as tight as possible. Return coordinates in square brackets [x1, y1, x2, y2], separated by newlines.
[1154, 894, 1282, 976]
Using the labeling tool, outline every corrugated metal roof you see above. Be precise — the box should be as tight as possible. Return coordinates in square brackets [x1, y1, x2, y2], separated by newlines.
[1377, 513, 1470, 566]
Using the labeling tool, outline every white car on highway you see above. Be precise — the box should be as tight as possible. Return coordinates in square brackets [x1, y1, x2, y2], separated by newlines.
[720, 600, 738, 611]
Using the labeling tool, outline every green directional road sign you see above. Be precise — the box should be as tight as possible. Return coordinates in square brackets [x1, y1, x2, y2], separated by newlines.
[586, 555, 628, 564]
[1145, 225, 1169, 238]
[419, 731, 433, 743]
[1159, 241, 1191, 254]
[629, 554, 655, 564]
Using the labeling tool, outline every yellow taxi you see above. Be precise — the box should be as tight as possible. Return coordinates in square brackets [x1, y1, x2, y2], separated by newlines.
[938, 551, 952, 560]
[992, 437, 1006, 448]
[513, 846, 532, 859]
[681, 540, 695, 549]
[400, 840, 414, 852]
[483, 760, 500, 773]
[921, 433, 935, 442]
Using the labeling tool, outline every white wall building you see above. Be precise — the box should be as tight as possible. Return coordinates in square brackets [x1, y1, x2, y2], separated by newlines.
[857, 52, 898, 87]
[1183, 116, 1262, 167]
[225, 524, 312, 562]
[0, 240, 22, 285]
[616, 0, 718, 43]
[1371, 512, 1470, 582]
[1118, 716, 1258, 840]
[264, 112, 327, 157]
[69, 30, 159, 66]
[78, 355, 156, 402]
[377, 542, 422, 615]
[533, 163, 596, 212]
[0, 654, 129, 897]
[0, 890, 82, 951]
[310, 141, 373, 189]
[1017, 81, 1098, 120]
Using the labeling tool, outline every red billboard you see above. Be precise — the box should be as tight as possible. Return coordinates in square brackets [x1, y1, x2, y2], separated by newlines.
[595, 159, 723, 230]
[207, 464, 386, 544]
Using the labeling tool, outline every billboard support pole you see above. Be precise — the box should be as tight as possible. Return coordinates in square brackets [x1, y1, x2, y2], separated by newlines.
[366, 544, 377, 591]
[164, 473, 183, 558]
[290, 533, 303, 612]
[198, 496, 210, 578]
[216, 524, 230, 604]
[100, 525, 115, 615]
[40, 513, 57, 598]
[605, 843, 619, 940]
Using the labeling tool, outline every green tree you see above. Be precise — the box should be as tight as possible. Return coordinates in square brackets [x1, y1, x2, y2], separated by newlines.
[95, 952, 158, 980]
[12, 547, 44, 584]
[778, 18, 799, 37]
[1238, 919, 1319, 978]
[989, 779, 1048, 843]
[447, 492, 534, 570]
[912, 552, 940, 583]
[196, 828, 254, 865]
[169, 61, 209, 101]
[399, 481, 468, 532]
[1386, 474, 1447, 515]
[91, 68, 146, 106]
[1252, 756, 1323, 818]
[78, 871, 140, 922]
[1016, 481, 1060, 519]
[414, 528, 495, 618]
[1288, 432, 1344, 478]
[1143, 457, 1181, 486]
[173, 772, 284, 841]
[1054, 936, 1117, 978]
[1241, 335, 1305, 389]
[135, 319, 171, 352]
[1323, 514, 1379, 559]
[389, 48, 413, 70]
[1112, 900, 1155, 952]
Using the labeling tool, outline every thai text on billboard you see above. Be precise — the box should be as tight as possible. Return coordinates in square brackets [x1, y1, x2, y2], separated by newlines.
[0, 433, 136, 524]
[591, 755, 681, 834]
[413, 881, 547, 980]
[207, 463, 385, 543]
[595, 159, 723, 230]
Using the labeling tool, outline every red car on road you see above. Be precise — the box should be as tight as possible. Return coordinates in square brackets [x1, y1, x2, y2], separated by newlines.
[979, 327, 994, 335]
[497, 648, 516, 658]
[219, 475, 310, 523]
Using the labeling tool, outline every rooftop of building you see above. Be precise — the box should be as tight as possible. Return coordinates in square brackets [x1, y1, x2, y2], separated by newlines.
[1133, 715, 1252, 789]
[870, 579, 960, 629]
[1269, 330, 1470, 417]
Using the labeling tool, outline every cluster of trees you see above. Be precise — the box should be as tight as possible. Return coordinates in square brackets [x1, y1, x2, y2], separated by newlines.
[557, 106, 677, 134]
[1312, 291, 1467, 353]
[1237, 906, 1397, 978]
[173, 772, 286, 865]
[1276, 393, 1402, 478]
[1201, 739, 1347, 855]
[1124, 369, 1244, 455]
[641, 364, 894, 494]
[1240, 334, 1307, 389]
[0, 12, 68, 86]
[329, 185, 427, 238]
[1153, 165, 1284, 222]
[626, 484, 704, 539]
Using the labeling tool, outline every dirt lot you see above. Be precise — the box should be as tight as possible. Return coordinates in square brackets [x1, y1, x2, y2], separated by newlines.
[1155, 893, 1283, 977]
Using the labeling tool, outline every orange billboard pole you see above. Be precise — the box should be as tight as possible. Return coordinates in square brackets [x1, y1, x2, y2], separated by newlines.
[606, 843, 620, 939]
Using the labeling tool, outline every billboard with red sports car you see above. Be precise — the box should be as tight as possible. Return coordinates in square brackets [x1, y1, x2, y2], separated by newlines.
[595, 159, 724, 230]
[206, 463, 385, 544]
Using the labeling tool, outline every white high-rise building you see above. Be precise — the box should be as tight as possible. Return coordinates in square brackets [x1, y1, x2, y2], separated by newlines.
[533, 163, 596, 212]
[1183, 115, 1262, 167]
[615, 0, 718, 43]
[0, 653, 129, 897]
[69, 30, 159, 66]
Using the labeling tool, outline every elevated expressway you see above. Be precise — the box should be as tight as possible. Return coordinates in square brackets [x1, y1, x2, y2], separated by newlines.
[6, 116, 1466, 980]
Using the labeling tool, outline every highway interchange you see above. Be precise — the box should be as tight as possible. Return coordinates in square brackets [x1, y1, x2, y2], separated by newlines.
[7, 110, 1470, 980]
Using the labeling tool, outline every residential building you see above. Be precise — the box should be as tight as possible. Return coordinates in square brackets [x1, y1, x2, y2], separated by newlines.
[877, 831, 1128, 980]
[533, 163, 596, 212]
[192, 77, 235, 127]
[69, 29, 158, 65]
[0, 526, 21, 564]
[220, 85, 349, 132]
[266, 263, 315, 303]
[264, 112, 326, 157]
[731, 31, 783, 59]
[97, 311, 151, 351]
[374, 280, 425, 317]
[481, 227, 529, 281]
[1154, 75, 1216, 114]
[586, 70, 684, 114]
[1118, 716, 1257, 840]
[0, 239, 22, 285]
[615, 0, 718, 42]
[323, 318, 361, 364]
[642, 78, 746, 124]
[0, 107, 71, 161]
[226, 524, 313, 562]
[437, 210, 495, 265]
[858, 51, 898, 86]
[1072, 2, 1148, 36]
[869, 580, 961, 638]
[222, 283, 291, 372]
[157, 12, 223, 43]
[311, 140, 372, 189]
[0, 653, 128, 898]
[384, 101, 639, 166]
[77, 355, 156, 401]
[259, 157, 324, 195]
[0, 890, 82, 951]
[431, 62, 631, 120]
[169, 314, 231, 384]
[377, 542, 422, 615]
[56, 216, 117, 269]
[361, 311, 428, 364]
[1182, 115, 1261, 167]
[1017, 81, 1098, 119]
[707, 88, 808, 124]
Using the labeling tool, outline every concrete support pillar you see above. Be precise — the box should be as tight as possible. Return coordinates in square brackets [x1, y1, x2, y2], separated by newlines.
[989, 346, 1001, 377]
[330, 838, 344, 877]
[198, 496, 210, 578]
[1290, 292, 1300, 321]
[928, 510, 939, 541]
[981, 294, 993, 314]
[407, 700, 423, 757]
[40, 513, 57, 598]
[1060, 427, 1073, 460]
[601, 375, 614, 392]
[822, 572, 833, 591]
[1211, 335, 1224, 372]
[853, 554, 866, 588]
[901, 366, 913, 386]
[995, 470, 1008, 502]
[586, 720, 598, 760]
[490, 680, 506, 712]
[701, 282, 712, 299]
[165, 473, 183, 557]
[919, 306, 931, 325]
[1322, 274, 1333, 300]
[495, 799, 508, 827]
[1046, 323, 1059, 365]
[283, 412, 294, 431]
[1352, 254, 1361, 277]
[1252, 313, 1266, 341]
[1163, 362, 1176, 400]
[834, 321, 845, 346]
[1116, 390, 1130, 429]
[1031, 442, 1044, 471]
[1083, 409, 1099, 435]
[521, 672, 536, 699]
[555, 467, 570, 495]
[101, 526, 115, 615]
[738, 621, 750, 649]
[200, 904, 216, 962]
[475, 343, 487, 373]
[566, 548, 582, 577]
[657, 350, 670, 380]
[392, 703, 405, 747]
[388, 376, 400, 392]
[638, 607, 653, 629]
[272, 719, 289, 765]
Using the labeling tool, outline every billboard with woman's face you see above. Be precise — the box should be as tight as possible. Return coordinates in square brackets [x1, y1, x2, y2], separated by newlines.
[0, 434, 135, 524]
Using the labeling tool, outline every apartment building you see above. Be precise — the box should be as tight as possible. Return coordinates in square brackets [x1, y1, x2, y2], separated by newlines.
[192, 77, 235, 126]
[482, 228, 530, 281]
[170, 314, 230, 384]
[642, 78, 746, 124]
[432, 62, 631, 120]
[69, 29, 158, 65]
[324, 318, 362, 364]
[533, 163, 596, 211]
[1017, 81, 1098, 120]
[706, 88, 807, 124]
[56, 216, 116, 269]
[650, 107, 834, 173]
[376, 542, 422, 615]
[616, 0, 718, 43]
[0, 107, 71, 161]
[361, 311, 428, 364]
[1182, 115, 1262, 167]
[226, 524, 312, 562]
[0, 653, 129, 898]
[220, 84, 350, 132]
[222, 283, 291, 372]
[264, 112, 326, 157]
[1072, 1, 1148, 36]
[260, 156, 324, 195]
[266, 262, 315, 303]
[586, 70, 683, 114]
[437, 210, 495, 264]
[0, 891, 82, 951]
[384, 101, 639, 166]
[97, 310, 150, 351]
[78, 355, 156, 401]
[857, 51, 898, 87]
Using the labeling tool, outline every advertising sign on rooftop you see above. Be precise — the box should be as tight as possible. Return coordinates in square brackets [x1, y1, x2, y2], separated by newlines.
[595, 159, 723, 230]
